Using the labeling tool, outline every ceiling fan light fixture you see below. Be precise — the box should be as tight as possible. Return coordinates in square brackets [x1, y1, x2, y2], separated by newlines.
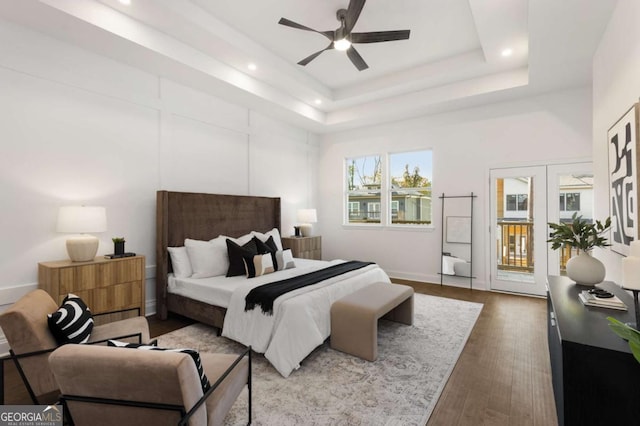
[334, 38, 351, 51]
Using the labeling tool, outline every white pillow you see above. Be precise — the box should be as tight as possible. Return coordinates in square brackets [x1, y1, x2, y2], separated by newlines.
[185, 237, 228, 278]
[276, 249, 295, 270]
[251, 228, 283, 251]
[167, 247, 192, 278]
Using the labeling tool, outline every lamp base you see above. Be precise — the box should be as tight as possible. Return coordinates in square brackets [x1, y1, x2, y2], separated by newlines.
[300, 224, 313, 237]
[66, 235, 99, 262]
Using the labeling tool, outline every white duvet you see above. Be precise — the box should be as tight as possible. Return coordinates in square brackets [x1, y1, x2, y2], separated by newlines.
[221, 259, 391, 377]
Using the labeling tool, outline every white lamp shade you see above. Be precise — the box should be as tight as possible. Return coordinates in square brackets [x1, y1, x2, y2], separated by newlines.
[57, 206, 107, 233]
[297, 209, 317, 224]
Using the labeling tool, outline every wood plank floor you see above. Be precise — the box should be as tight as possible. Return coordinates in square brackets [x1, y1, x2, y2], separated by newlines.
[2, 283, 557, 426]
[399, 281, 558, 426]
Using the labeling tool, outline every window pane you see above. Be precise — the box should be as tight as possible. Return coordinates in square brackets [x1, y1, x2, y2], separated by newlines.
[346, 155, 381, 191]
[346, 155, 382, 224]
[506, 195, 517, 211]
[565, 193, 580, 211]
[389, 150, 432, 225]
[347, 193, 381, 223]
[517, 194, 528, 211]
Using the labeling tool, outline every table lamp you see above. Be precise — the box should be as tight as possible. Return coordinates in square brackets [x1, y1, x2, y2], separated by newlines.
[297, 209, 317, 237]
[57, 206, 107, 262]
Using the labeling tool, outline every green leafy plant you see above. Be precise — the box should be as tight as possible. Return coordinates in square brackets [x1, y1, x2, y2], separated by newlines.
[607, 317, 640, 363]
[112, 237, 125, 243]
[547, 213, 611, 252]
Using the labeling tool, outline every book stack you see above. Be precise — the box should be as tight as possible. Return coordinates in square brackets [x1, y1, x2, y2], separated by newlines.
[579, 290, 627, 311]
[104, 252, 136, 259]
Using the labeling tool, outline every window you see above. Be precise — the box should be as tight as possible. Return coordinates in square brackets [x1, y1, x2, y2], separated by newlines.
[367, 202, 381, 219]
[348, 202, 360, 218]
[345, 150, 432, 226]
[391, 201, 399, 218]
[560, 193, 580, 211]
[506, 194, 528, 211]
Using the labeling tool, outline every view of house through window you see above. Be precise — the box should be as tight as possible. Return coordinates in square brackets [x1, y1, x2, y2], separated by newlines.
[345, 150, 432, 226]
[346, 155, 382, 224]
[559, 193, 580, 211]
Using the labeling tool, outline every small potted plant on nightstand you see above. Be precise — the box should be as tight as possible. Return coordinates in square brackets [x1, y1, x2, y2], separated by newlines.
[112, 237, 125, 255]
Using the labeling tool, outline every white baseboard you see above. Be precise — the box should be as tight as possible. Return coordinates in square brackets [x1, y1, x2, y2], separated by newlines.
[386, 269, 487, 291]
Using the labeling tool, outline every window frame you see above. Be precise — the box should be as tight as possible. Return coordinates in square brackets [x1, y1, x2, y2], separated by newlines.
[506, 194, 528, 212]
[344, 150, 433, 229]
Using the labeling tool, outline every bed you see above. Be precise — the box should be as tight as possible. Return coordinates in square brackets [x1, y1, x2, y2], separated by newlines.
[156, 190, 391, 377]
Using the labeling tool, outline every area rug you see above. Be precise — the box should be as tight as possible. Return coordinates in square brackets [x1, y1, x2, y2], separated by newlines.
[158, 293, 483, 425]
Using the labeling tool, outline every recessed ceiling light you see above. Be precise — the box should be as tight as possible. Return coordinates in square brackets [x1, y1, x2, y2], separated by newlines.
[247, 63, 257, 71]
[119, 0, 131, 5]
[501, 48, 513, 57]
[314, 99, 323, 105]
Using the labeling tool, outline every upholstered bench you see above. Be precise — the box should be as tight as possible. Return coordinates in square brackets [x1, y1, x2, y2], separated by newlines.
[330, 282, 414, 361]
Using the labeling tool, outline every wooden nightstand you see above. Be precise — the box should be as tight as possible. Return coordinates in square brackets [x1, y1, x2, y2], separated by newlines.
[281, 236, 322, 260]
[38, 255, 145, 324]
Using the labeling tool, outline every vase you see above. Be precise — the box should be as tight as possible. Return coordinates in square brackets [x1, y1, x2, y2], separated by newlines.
[114, 241, 125, 255]
[566, 251, 605, 286]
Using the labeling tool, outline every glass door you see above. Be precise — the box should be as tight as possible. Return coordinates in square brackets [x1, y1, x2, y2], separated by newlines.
[547, 162, 594, 276]
[490, 166, 548, 296]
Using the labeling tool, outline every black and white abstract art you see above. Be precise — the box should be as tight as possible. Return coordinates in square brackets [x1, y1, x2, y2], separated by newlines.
[608, 103, 640, 255]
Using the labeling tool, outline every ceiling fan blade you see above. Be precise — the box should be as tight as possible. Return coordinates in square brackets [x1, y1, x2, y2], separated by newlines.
[279, 18, 334, 40]
[351, 30, 411, 44]
[345, 0, 366, 32]
[298, 44, 334, 66]
[346, 46, 368, 71]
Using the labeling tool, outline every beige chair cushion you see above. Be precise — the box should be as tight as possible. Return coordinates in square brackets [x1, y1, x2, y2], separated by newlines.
[201, 353, 249, 426]
[49, 345, 249, 426]
[0, 289, 60, 397]
[0, 289, 151, 401]
[50, 344, 207, 426]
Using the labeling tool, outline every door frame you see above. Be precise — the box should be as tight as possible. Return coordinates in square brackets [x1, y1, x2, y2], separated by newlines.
[489, 166, 548, 296]
[487, 160, 593, 296]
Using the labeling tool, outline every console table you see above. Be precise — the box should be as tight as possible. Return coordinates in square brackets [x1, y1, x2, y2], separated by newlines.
[547, 276, 640, 425]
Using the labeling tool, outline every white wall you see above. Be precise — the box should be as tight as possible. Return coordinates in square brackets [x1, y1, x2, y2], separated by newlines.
[0, 20, 318, 317]
[592, 0, 640, 284]
[318, 88, 593, 289]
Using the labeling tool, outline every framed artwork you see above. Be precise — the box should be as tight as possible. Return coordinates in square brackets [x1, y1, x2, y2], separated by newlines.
[446, 216, 471, 244]
[608, 103, 640, 255]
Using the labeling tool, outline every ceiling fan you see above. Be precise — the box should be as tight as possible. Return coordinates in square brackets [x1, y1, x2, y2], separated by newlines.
[278, 0, 410, 71]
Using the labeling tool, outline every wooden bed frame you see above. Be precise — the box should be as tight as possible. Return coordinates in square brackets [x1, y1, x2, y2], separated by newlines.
[155, 190, 281, 329]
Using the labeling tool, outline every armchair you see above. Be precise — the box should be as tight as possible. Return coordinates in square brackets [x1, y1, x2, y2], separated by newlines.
[49, 344, 251, 426]
[0, 289, 151, 404]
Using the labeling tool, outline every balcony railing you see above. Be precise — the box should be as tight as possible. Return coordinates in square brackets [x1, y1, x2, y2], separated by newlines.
[497, 220, 573, 274]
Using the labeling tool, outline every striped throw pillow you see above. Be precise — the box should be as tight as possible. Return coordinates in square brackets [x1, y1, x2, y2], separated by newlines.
[47, 293, 94, 344]
[244, 253, 275, 278]
[108, 340, 211, 393]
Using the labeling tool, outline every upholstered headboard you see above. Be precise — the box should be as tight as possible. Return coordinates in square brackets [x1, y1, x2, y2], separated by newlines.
[155, 190, 281, 318]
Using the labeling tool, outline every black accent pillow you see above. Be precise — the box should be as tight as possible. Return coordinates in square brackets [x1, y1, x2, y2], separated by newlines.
[47, 293, 94, 344]
[226, 238, 258, 277]
[107, 340, 211, 393]
[253, 236, 278, 270]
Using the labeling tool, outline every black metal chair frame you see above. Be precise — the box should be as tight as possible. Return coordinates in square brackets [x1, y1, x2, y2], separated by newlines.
[0, 308, 150, 405]
[59, 347, 252, 426]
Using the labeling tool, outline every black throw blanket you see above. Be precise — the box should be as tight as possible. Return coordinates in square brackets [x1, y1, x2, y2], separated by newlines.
[245, 261, 374, 315]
